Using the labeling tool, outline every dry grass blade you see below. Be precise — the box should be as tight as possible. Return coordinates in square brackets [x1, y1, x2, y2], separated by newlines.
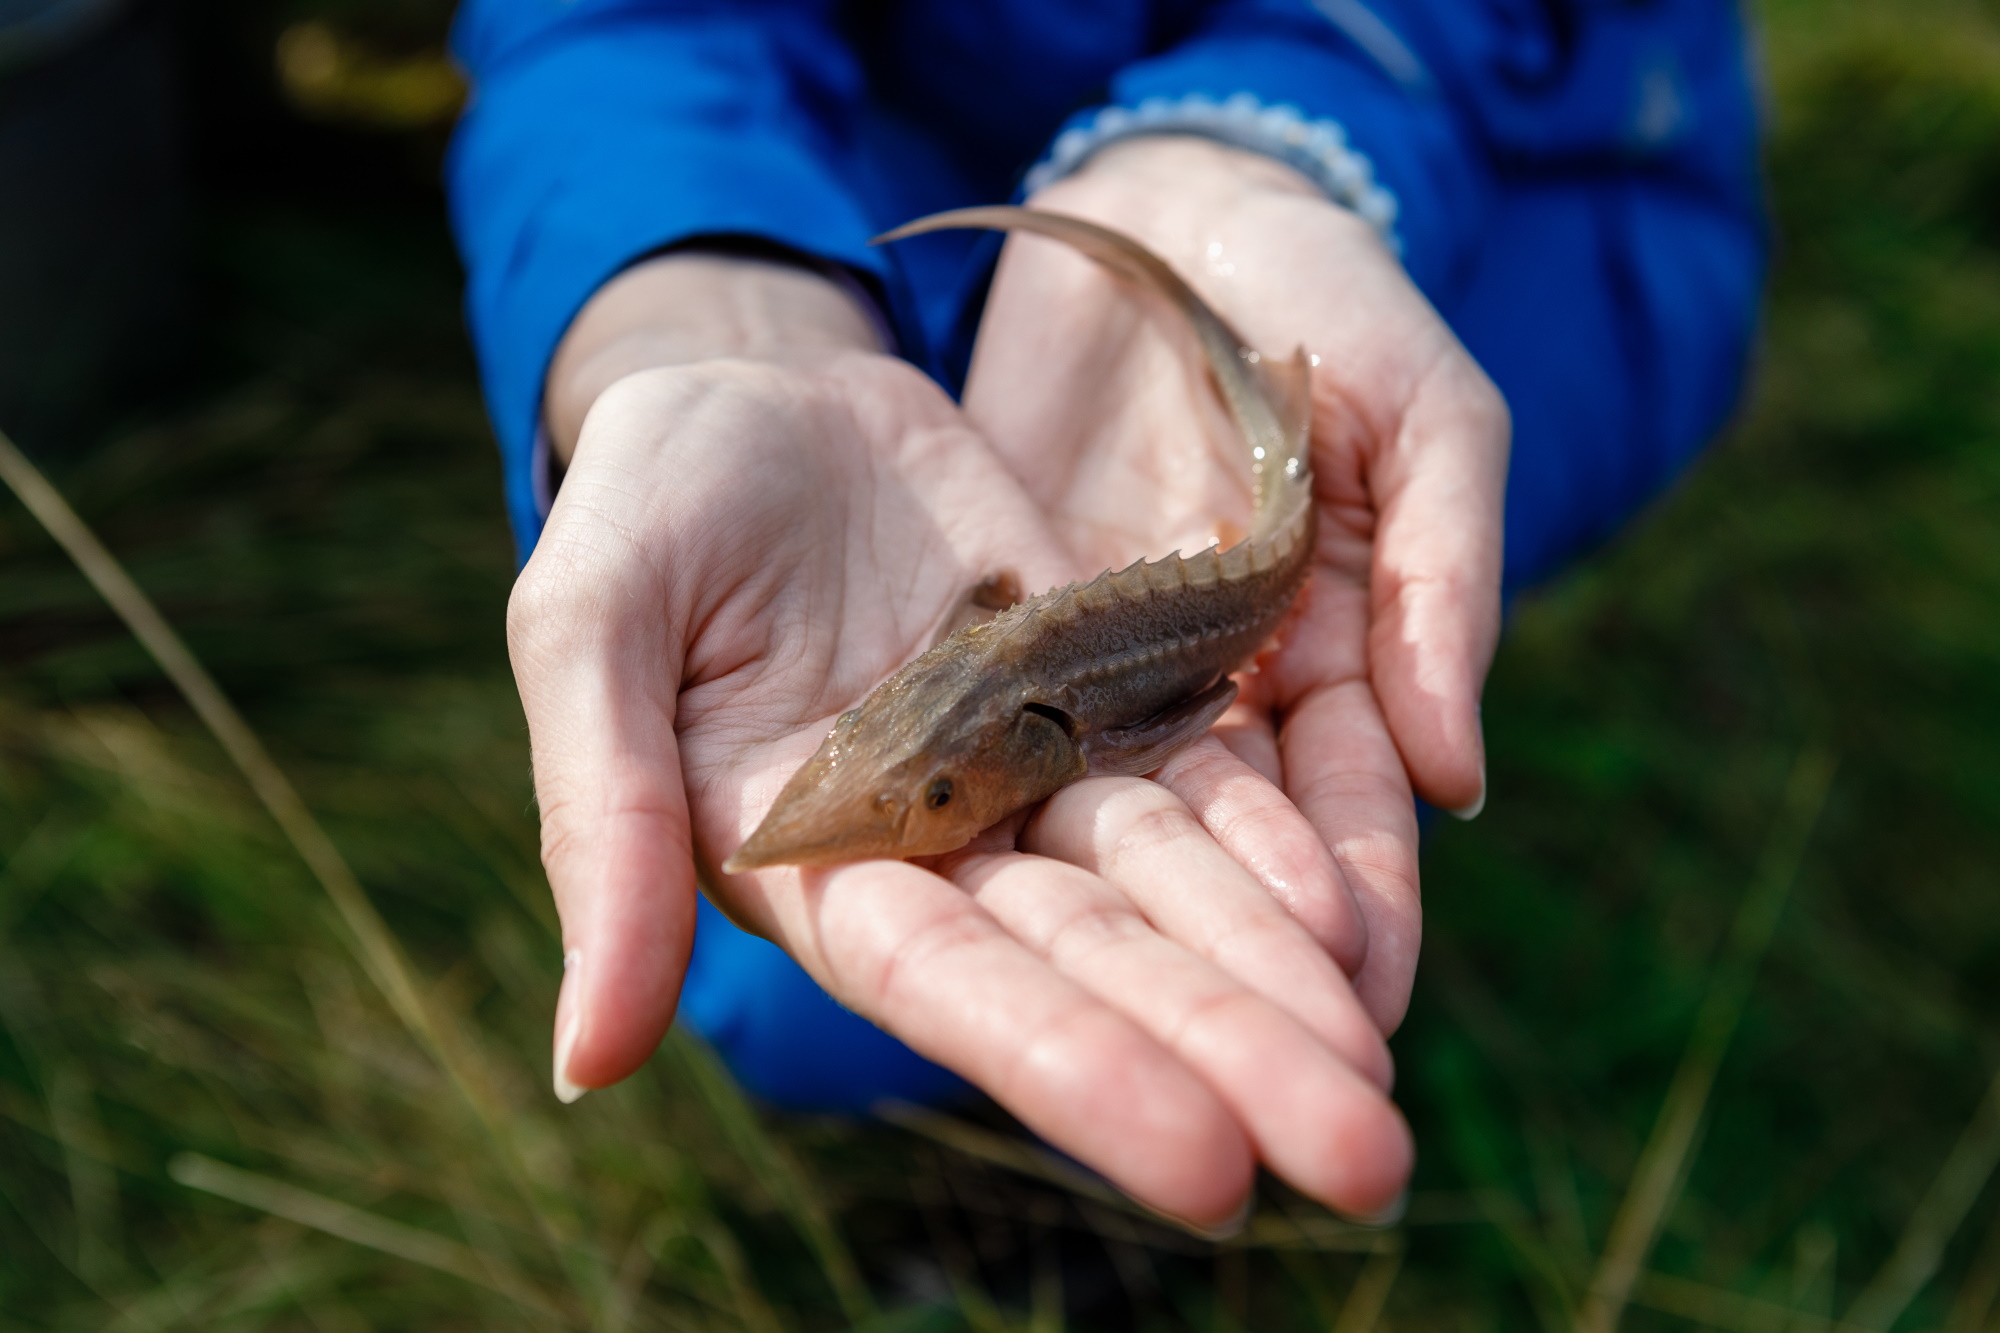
[0, 429, 600, 1312]
[168, 1153, 567, 1322]
[1943, 1196, 2000, 1333]
[910, 1156, 1011, 1333]
[1847, 1065, 2000, 1330]
[1576, 746, 1838, 1333]
[877, 1100, 1132, 1213]
[47, 1065, 118, 1287]
[0, 431, 428, 1059]
[687, 1218, 789, 1333]
[1332, 1232, 1405, 1333]
[1030, 1229, 1063, 1333]
[663, 1032, 875, 1327]
[1471, 1184, 1576, 1333]
[879, 1099, 1392, 1255]
[1242, 1211, 1389, 1255]
[1631, 1271, 1872, 1333]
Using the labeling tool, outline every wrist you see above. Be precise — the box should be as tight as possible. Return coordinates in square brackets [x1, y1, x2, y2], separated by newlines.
[545, 250, 886, 462]
[1063, 134, 1323, 207]
[1031, 135, 1379, 264]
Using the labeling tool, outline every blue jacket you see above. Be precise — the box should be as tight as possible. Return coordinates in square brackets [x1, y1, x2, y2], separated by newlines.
[448, 0, 1765, 596]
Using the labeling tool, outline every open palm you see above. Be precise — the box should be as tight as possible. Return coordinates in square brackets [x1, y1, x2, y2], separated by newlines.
[511, 345, 1411, 1228]
[964, 139, 1511, 1034]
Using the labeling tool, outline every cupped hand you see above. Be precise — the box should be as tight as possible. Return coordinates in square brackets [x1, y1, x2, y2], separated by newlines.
[515, 253, 1412, 1228]
[964, 137, 1511, 1033]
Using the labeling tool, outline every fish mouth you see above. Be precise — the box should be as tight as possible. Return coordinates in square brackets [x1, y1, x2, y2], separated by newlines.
[724, 733, 935, 872]
[721, 802, 904, 873]
[720, 841, 812, 874]
[721, 836, 895, 874]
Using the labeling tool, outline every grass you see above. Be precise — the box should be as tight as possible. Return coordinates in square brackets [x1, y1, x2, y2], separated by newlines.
[3, 0, 2000, 1326]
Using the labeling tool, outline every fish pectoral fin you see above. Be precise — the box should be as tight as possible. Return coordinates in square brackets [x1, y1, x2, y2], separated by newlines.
[1083, 677, 1240, 778]
[929, 570, 1025, 648]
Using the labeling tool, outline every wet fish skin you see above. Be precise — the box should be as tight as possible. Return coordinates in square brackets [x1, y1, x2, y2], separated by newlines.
[723, 207, 1315, 873]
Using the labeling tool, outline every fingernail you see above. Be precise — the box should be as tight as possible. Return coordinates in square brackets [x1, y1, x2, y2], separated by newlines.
[1450, 707, 1488, 821]
[553, 950, 588, 1105]
[1341, 1187, 1408, 1229]
[1448, 757, 1486, 822]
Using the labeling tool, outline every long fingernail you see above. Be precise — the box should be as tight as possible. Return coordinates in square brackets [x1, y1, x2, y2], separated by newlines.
[1450, 708, 1488, 821]
[1448, 757, 1486, 822]
[553, 950, 588, 1104]
[1342, 1187, 1408, 1229]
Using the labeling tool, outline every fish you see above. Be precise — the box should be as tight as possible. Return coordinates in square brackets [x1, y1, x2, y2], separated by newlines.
[722, 206, 1316, 873]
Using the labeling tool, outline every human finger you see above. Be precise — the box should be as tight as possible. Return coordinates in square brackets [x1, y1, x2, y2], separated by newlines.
[1205, 689, 1284, 786]
[1020, 776, 1392, 1090]
[1362, 348, 1509, 817]
[755, 856, 1255, 1229]
[1276, 672, 1424, 1035]
[509, 520, 698, 1101]
[1152, 732, 1369, 976]
[951, 850, 1413, 1217]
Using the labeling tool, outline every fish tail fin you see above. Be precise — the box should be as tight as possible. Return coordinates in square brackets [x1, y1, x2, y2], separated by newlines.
[875, 205, 1249, 357]
[1256, 346, 1315, 460]
[878, 206, 1315, 537]
[1246, 345, 1317, 544]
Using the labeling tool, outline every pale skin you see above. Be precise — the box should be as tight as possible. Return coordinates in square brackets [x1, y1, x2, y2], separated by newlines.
[517, 137, 1508, 1230]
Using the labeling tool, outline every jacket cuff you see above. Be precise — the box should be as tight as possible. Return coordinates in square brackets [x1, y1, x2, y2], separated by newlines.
[1024, 93, 1404, 257]
[447, 17, 884, 560]
[1078, 11, 1489, 301]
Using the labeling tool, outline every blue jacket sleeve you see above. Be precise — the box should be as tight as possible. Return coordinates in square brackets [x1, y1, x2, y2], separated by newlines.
[1091, 0, 1761, 314]
[447, 0, 886, 559]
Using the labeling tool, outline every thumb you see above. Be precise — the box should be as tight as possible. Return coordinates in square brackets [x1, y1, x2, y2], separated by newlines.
[509, 541, 698, 1102]
[1365, 349, 1510, 817]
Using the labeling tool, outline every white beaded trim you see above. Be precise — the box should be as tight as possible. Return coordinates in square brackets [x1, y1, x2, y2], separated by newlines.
[1022, 92, 1403, 256]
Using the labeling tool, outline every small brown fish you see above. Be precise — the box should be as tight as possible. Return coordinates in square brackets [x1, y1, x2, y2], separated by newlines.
[723, 206, 1315, 872]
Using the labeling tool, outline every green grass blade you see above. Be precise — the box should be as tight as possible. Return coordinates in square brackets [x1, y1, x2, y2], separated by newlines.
[1331, 1234, 1404, 1333]
[662, 1031, 875, 1326]
[1577, 746, 1838, 1333]
[0, 428, 609, 1319]
[1943, 1197, 2000, 1333]
[168, 1153, 569, 1323]
[1847, 1066, 2000, 1330]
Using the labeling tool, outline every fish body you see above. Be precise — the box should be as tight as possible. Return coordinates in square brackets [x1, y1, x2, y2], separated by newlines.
[723, 207, 1315, 873]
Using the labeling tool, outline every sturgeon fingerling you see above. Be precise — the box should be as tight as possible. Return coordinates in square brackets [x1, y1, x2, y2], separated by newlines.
[722, 207, 1316, 873]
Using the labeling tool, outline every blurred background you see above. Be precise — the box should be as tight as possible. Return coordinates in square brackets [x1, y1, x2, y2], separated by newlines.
[1, 0, 1997, 1328]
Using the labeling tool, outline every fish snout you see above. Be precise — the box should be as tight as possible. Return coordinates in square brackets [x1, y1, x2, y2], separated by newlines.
[721, 785, 907, 873]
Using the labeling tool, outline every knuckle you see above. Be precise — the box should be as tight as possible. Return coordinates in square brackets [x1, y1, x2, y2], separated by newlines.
[995, 1003, 1105, 1106]
[1208, 914, 1310, 974]
[534, 788, 589, 878]
[1159, 986, 1261, 1056]
[1211, 796, 1304, 859]
[1407, 340, 1510, 447]
[1443, 351, 1511, 441]
[538, 814, 581, 876]
[858, 910, 996, 1014]
[1042, 900, 1149, 971]
[1107, 794, 1202, 865]
[505, 561, 571, 657]
[1335, 835, 1420, 910]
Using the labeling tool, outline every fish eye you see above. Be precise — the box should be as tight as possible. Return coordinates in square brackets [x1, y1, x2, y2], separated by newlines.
[925, 777, 954, 810]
